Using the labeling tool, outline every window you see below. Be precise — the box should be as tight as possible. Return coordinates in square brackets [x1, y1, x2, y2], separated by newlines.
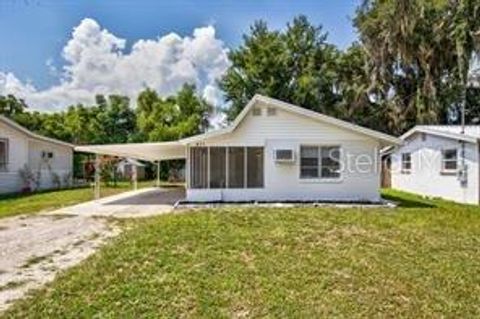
[190, 147, 208, 188]
[247, 147, 264, 188]
[42, 151, 54, 159]
[441, 149, 457, 172]
[300, 146, 341, 179]
[321, 147, 341, 178]
[228, 147, 245, 188]
[0, 138, 8, 171]
[209, 147, 226, 188]
[401, 153, 411, 173]
[252, 108, 262, 116]
[300, 146, 319, 178]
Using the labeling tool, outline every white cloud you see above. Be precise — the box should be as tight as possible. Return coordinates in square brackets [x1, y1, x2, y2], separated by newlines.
[0, 18, 230, 112]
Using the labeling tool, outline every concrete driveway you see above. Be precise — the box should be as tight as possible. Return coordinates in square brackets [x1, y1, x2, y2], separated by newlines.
[0, 187, 185, 312]
[48, 187, 186, 218]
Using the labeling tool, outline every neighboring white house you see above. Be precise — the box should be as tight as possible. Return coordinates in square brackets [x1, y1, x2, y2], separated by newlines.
[390, 125, 480, 204]
[0, 115, 74, 194]
[77, 95, 401, 203]
[117, 158, 146, 180]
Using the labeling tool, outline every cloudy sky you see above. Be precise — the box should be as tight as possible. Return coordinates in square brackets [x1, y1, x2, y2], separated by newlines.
[0, 0, 358, 112]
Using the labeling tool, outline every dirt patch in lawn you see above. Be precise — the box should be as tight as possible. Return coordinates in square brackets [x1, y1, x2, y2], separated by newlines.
[0, 214, 120, 312]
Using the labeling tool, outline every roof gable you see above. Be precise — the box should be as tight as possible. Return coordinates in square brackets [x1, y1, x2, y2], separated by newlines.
[401, 125, 479, 144]
[181, 95, 401, 145]
[0, 115, 74, 148]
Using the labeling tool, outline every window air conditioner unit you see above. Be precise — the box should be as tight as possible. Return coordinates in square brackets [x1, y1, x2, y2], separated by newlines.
[274, 149, 295, 163]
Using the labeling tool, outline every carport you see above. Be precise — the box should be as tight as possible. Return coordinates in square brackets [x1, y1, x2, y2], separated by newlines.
[75, 141, 186, 199]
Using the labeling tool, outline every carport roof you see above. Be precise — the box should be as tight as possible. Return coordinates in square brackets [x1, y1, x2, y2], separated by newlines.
[75, 141, 185, 162]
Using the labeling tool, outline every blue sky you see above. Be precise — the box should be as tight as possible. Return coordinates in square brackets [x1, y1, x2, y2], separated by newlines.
[0, 0, 360, 111]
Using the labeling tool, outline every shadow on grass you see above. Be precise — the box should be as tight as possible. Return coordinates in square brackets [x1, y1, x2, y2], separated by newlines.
[381, 190, 436, 208]
[0, 186, 89, 201]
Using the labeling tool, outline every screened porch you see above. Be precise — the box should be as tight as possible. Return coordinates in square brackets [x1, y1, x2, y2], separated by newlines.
[188, 146, 264, 189]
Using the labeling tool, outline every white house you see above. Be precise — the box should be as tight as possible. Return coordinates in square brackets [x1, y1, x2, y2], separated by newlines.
[390, 125, 480, 204]
[0, 115, 74, 194]
[77, 95, 401, 203]
[117, 158, 146, 180]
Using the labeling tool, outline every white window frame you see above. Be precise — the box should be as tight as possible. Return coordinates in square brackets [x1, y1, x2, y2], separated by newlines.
[299, 145, 342, 182]
[441, 148, 458, 173]
[401, 153, 412, 173]
[0, 138, 8, 172]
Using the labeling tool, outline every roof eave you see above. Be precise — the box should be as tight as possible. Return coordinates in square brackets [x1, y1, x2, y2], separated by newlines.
[401, 127, 479, 144]
[0, 115, 74, 148]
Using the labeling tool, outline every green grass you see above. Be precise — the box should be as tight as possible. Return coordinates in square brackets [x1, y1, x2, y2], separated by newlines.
[4, 190, 480, 318]
[0, 180, 157, 219]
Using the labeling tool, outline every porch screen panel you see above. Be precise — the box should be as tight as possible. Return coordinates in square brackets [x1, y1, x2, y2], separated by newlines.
[228, 147, 245, 188]
[210, 147, 227, 188]
[247, 147, 264, 188]
[190, 147, 208, 189]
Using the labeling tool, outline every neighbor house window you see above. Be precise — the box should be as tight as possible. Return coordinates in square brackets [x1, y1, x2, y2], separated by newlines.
[441, 149, 457, 172]
[0, 138, 8, 171]
[190, 146, 264, 189]
[300, 146, 341, 179]
[401, 153, 411, 173]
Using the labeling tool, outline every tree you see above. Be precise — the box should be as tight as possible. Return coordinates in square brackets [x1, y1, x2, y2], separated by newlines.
[0, 94, 28, 117]
[136, 84, 212, 142]
[93, 94, 136, 144]
[331, 44, 383, 129]
[354, 0, 480, 134]
[220, 16, 339, 120]
[464, 87, 480, 124]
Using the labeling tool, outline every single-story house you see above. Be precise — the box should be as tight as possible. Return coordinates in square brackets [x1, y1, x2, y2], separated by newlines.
[117, 158, 146, 180]
[76, 95, 401, 202]
[0, 115, 74, 194]
[389, 125, 480, 204]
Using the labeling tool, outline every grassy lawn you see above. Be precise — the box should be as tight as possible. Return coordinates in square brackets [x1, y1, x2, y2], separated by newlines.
[0, 180, 158, 219]
[4, 190, 480, 317]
